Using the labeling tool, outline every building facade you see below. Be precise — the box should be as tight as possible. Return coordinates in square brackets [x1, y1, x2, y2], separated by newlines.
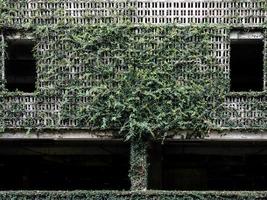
[0, 0, 266, 199]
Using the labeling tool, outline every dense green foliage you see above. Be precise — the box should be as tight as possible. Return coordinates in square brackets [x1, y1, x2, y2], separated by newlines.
[0, 0, 266, 196]
[1, 191, 267, 200]
[0, 23, 229, 139]
[32, 24, 227, 140]
[0, 0, 265, 135]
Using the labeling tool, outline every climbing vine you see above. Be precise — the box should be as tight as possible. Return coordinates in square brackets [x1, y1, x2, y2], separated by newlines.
[33, 23, 227, 139]
[0, 0, 265, 194]
[0, 0, 265, 138]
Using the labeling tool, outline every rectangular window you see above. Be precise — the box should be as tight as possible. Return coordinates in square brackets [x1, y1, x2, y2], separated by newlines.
[230, 31, 264, 92]
[5, 38, 36, 92]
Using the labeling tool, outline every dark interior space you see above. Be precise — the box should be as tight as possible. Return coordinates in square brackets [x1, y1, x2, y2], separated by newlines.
[148, 141, 267, 191]
[5, 39, 36, 92]
[0, 140, 130, 190]
[230, 39, 264, 92]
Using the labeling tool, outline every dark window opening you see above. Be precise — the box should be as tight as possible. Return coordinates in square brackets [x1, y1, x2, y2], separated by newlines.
[5, 39, 36, 92]
[148, 141, 267, 190]
[0, 140, 130, 190]
[230, 39, 264, 92]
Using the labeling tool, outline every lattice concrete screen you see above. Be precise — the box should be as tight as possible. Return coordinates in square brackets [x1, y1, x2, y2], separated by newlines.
[0, 0, 266, 131]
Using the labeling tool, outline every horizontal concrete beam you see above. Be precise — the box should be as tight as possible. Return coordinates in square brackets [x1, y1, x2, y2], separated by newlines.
[230, 31, 263, 40]
[169, 130, 267, 141]
[0, 130, 115, 140]
[206, 131, 267, 141]
[0, 130, 266, 141]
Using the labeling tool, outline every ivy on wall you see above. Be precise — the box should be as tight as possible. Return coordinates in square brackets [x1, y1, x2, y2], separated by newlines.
[0, 7, 230, 139]
[0, 21, 228, 190]
[33, 24, 227, 140]
[0, 0, 265, 194]
[0, 0, 265, 135]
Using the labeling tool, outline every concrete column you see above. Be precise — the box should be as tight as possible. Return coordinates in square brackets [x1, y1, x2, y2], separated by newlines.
[129, 139, 148, 190]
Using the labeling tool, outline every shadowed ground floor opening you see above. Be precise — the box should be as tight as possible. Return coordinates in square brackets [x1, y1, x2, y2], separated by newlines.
[148, 140, 267, 190]
[0, 139, 130, 190]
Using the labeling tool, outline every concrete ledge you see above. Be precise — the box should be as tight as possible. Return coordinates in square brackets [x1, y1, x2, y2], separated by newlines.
[205, 131, 267, 141]
[0, 130, 116, 140]
[0, 129, 267, 141]
[169, 130, 267, 141]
